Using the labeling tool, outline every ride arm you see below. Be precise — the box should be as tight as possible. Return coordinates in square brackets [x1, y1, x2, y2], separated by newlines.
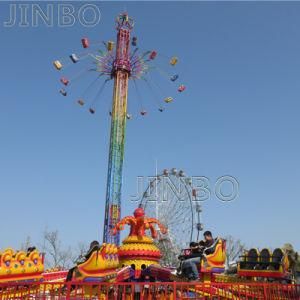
[112, 216, 136, 235]
[145, 218, 168, 238]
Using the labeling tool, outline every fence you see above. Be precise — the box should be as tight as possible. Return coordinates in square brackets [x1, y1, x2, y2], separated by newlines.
[0, 281, 299, 299]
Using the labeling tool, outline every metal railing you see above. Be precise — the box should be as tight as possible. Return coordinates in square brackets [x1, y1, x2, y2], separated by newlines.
[0, 281, 299, 299]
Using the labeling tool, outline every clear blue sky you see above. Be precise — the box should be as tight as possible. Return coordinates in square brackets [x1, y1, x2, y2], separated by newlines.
[0, 1, 299, 251]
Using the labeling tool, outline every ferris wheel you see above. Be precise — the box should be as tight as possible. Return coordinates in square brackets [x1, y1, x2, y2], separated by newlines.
[139, 168, 203, 266]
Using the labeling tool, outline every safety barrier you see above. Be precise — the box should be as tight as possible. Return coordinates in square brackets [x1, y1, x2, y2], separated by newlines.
[0, 281, 299, 299]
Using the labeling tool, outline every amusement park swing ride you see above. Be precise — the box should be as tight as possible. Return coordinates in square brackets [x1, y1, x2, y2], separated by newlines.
[53, 12, 189, 246]
[0, 11, 299, 299]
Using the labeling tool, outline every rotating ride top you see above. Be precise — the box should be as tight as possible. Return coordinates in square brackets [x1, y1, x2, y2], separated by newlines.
[53, 12, 186, 245]
[112, 207, 168, 276]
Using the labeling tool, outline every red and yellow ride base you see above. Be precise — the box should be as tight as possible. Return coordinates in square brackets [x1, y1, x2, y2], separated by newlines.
[0, 248, 44, 284]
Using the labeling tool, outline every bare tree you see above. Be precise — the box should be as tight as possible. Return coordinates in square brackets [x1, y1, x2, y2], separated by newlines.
[225, 235, 245, 268]
[20, 235, 32, 252]
[42, 229, 73, 269]
[72, 242, 88, 264]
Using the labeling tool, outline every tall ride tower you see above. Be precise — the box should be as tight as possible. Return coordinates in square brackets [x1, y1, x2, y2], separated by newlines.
[54, 11, 184, 245]
[103, 13, 134, 245]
